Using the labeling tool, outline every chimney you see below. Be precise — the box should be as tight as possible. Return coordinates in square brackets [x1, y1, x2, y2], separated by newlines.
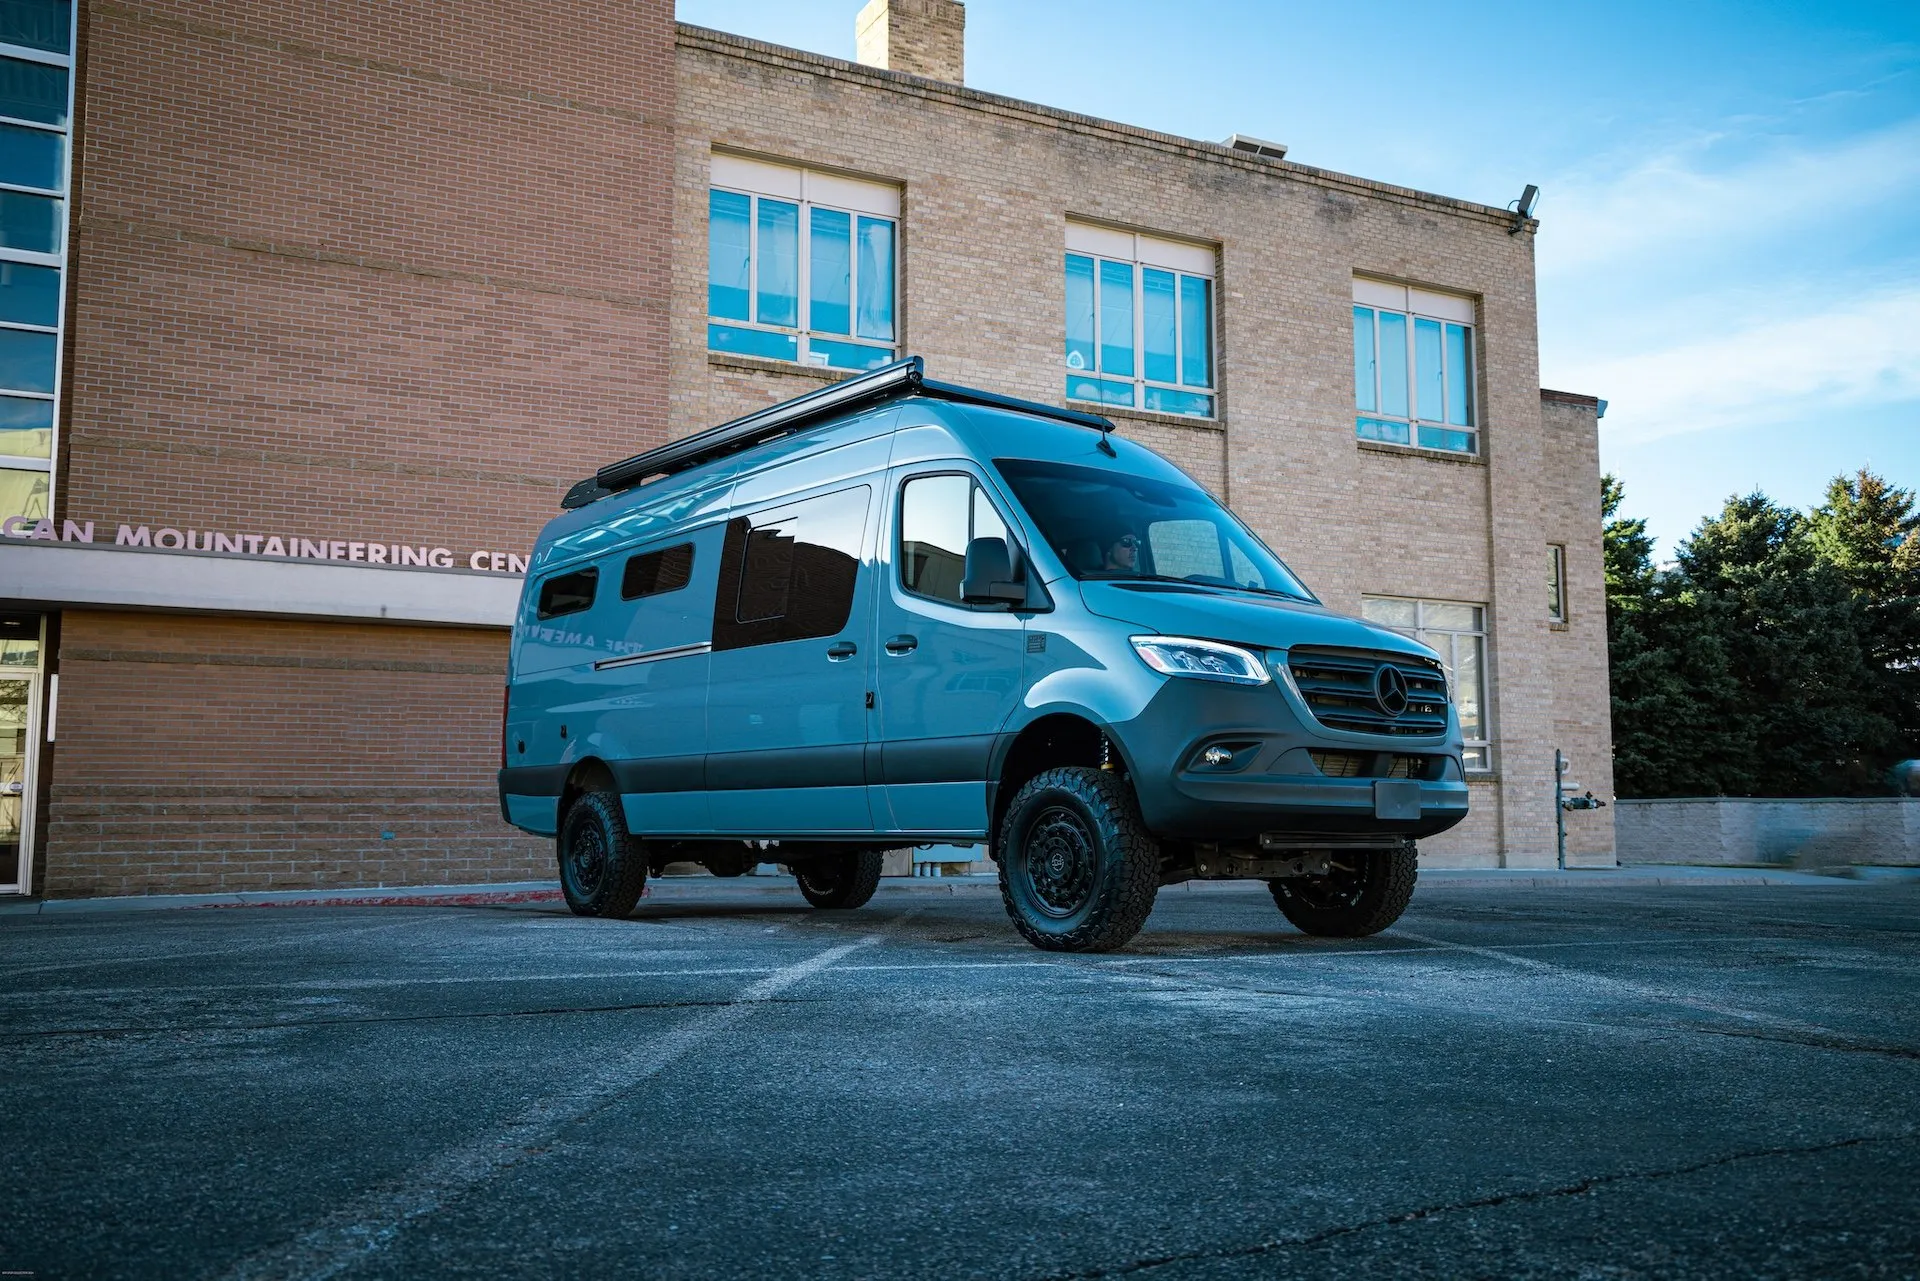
[855, 0, 965, 84]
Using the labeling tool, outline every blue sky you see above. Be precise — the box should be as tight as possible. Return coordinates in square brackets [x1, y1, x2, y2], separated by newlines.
[677, 1, 1920, 554]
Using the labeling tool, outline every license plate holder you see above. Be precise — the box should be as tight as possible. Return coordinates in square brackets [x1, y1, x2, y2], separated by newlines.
[1373, 780, 1422, 820]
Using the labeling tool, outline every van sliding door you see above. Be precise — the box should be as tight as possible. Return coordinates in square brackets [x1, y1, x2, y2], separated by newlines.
[703, 482, 878, 835]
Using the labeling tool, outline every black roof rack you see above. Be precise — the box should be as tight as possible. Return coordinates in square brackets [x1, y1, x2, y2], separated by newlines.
[561, 356, 1115, 510]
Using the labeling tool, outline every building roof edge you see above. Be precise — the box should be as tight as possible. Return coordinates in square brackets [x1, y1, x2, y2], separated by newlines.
[676, 23, 1522, 230]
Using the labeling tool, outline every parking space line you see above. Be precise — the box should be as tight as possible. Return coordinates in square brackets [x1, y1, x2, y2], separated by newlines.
[217, 929, 890, 1281]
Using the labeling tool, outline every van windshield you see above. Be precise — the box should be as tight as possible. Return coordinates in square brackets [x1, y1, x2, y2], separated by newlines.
[992, 458, 1316, 602]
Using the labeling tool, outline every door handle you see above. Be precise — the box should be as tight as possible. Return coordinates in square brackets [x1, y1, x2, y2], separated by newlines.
[826, 641, 858, 661]
[884, 634, 919, 655]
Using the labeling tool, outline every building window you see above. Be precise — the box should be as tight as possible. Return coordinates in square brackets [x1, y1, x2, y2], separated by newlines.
[1064, 222, 1214, 419]
[1548, 545, 1567, 624]
[0, 3, 72, 519]
[707, 154, 898, 374]
[1362, 596, 1492, 772]
[1352, 279, 1476, 454]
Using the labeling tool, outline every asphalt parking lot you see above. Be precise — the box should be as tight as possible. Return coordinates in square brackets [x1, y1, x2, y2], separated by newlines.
[3, 875, 1917, 1279]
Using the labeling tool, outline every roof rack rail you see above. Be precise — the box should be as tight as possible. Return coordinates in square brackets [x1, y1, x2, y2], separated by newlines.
[561, 355, 1115, 510]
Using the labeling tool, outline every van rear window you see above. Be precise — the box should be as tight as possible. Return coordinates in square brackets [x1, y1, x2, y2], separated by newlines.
[536, 567, 598, 620]
[622, 543, 694, 600]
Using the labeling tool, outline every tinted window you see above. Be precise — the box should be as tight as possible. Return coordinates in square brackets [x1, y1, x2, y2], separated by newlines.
[993, 458, 1314, 601]
[900, 473, 1010, 605]
[622, 543, 694, 600]
[536, 567, 597, 620]
[713, 486, 870, 651]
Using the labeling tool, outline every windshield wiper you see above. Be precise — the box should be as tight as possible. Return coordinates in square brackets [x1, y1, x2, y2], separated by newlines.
[1087, 573, 1313, 604]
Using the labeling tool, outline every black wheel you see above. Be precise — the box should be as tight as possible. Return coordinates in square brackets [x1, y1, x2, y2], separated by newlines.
[1269, 843, 1417, 937]
[557, 789, 648, 918]
[794, 849, 884, 909]
[998, 766, 1159, 953]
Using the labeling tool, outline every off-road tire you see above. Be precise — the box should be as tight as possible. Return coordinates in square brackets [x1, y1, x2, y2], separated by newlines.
[998, 766, 1159, 953]
[557, 789, 648, 919]
[1269, 843, 1417, 937]
[794, 849, 885, 909]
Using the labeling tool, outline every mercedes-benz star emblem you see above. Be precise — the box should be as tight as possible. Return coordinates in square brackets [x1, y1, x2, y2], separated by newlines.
[1374, 664, 1410, 717]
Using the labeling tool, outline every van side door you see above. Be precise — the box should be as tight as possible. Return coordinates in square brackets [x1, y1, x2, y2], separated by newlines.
[592, 527, 724, 836]
[703, 481, 879, 834]
[872, 466, 1028, 836]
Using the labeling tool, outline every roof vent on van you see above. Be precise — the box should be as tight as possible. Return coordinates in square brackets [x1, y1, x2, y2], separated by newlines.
[563, 356, 1116, 510]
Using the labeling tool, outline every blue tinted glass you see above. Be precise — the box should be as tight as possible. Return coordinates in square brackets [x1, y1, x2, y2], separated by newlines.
[0, 1, 71, 54]
[1064, 254, 1095, 372]
[1417, 425, 1475, 453]
[0, 188, 57, 252]
[1377, 311, 1408, 418]
[0, 392, 49, 456]
[855, 217, 894, 341]
[1142, 268, 1176, 385]
[1352, 306, 1376, 412]
[0, 326, 52, 392]
[1414, 317, 1443, 421]
[1065, 374, 1134, 407]
[708, 323, 798, 363]
[1356, 416, 1410, 445]
[0, 260, 55, 326]
[0, 122, 60, 190]
[1143, 386, 1213, 418]
[756, 199, 798, 328]
[1098, 259, 1133, 377]
[0, 57, 65, 127]
[1179, 276, 1211, 387]
[707, 190, 751, 322]
[1445, 322, 1473, 426]
[810, 337, 893, 371]
[808, 207, 850, 336]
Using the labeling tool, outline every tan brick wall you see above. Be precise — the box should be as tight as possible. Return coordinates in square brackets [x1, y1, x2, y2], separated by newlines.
[1540, 392, 1618, 864]
[854, 0, 965, 84]
[44, 611, 546, 898]
[672, 25, 1607, 866]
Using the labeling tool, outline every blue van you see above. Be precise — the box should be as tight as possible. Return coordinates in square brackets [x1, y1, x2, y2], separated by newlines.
[500, 358, 1467, 952]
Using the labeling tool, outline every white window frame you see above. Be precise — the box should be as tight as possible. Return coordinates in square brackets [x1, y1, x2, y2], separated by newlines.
[1064, 221, 1216, 420]
[1352, 278, 1477, 455]
[1363, 595, 1493, 774]
[706, 154, 900, 373]
[0, 15, 77, 514]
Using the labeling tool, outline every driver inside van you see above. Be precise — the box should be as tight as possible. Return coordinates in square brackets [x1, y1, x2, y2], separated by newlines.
[1103, 531, 1141, 574]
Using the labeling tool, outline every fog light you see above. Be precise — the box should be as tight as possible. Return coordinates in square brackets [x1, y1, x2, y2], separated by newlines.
[1202, 746, 1234, 767]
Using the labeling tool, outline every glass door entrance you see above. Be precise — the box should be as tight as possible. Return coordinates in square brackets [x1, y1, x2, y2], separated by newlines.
[0, 675, 34, 891]
[0, 614, 43, 895]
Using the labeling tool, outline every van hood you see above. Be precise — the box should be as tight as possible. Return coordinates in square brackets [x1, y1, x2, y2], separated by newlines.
[1077, 580, 1436, 660]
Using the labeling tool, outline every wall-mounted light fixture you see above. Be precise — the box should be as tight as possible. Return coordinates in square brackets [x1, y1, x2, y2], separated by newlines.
[1509, 183, 1539, 235]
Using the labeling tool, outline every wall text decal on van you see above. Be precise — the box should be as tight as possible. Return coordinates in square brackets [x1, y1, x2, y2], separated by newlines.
[0, 515, 528, 574]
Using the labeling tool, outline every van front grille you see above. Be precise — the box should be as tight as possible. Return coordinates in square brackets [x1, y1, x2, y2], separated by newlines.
[1308, 750, 1443, 779]
[1287, 648, 1449, 738]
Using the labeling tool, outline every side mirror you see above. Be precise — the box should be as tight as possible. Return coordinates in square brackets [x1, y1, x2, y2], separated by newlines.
[961, 537, 1025, 606]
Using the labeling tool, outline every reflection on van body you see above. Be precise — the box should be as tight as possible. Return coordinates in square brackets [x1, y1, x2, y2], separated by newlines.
[502, 359, 1467, 952]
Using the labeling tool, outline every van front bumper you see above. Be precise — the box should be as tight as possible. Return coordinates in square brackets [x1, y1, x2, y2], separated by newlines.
[1108, 679, 1471, 843]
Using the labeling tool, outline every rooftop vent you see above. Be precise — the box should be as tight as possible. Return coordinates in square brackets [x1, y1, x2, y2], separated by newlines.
[1225, 134, 1288, 161]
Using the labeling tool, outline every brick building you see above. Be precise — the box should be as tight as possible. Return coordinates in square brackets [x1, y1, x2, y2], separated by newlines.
[0, 0, 1613, 899]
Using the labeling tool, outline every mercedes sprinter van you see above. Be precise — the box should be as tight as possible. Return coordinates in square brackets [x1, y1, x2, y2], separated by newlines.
[501, 358, 1468, 952]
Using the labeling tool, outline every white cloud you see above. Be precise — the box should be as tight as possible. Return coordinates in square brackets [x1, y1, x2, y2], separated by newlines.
[1537, 118, 1920, 278]
[1561, 286, 1920, 445]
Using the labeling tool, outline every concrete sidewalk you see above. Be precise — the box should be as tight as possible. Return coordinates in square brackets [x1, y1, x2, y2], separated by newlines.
[4, 862, 1912, 916]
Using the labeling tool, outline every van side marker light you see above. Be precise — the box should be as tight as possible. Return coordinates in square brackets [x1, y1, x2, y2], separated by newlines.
[563, 356, 1117, 510]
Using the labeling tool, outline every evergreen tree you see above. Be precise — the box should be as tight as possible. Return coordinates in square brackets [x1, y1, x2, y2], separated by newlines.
[1674, 493, 1892, 795]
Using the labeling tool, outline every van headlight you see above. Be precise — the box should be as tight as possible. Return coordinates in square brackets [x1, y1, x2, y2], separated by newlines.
[1129, 635, 1271, 686]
